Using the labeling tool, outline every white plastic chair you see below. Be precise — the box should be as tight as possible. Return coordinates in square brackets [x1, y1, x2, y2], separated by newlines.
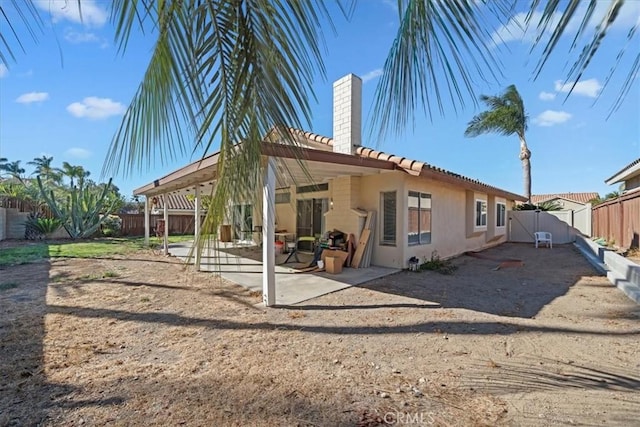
[534, 231, 552, 248]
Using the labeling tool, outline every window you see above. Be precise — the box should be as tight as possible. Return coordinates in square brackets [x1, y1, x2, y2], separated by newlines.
[275, 192, 290, 204]
[408, 191, 432, 245]
[496, 202, 506, 227]
[296, 183, 328, 194]
[381, 191, 396, 245]
[475, 200, 487, 228]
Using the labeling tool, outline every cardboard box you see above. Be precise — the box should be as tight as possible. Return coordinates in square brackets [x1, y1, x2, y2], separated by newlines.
[325, 256, 343, 274]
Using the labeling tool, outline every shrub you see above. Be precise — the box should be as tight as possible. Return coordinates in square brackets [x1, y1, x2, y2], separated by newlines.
[420, 251, 457, 275]
[101, 215, 122, 237]
[24, 213, 62, 240]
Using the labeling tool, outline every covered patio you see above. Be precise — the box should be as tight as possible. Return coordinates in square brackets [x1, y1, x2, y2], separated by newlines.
[166, 240, 398, 305]
[133, 140, 401, 306]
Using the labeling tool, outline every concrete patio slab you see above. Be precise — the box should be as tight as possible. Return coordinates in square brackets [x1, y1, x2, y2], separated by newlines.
[167, 241, 400, 305]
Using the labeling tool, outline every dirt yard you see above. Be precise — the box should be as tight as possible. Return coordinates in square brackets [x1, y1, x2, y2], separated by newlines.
[1, 243, 638, 426]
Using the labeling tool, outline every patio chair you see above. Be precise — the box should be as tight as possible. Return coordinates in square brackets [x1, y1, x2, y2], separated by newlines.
[534, 231, 552, 249]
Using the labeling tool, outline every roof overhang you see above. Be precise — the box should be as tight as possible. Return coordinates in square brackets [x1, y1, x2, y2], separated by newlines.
[133, 143, 398, 197]
[605, 158, 640, 185]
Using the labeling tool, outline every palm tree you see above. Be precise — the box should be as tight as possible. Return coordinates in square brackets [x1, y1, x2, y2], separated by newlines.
[1, 1, 637, 240]
[28, 155, 62, 184]
[3, 160, 26, 184]
[464, 85, 531, 202]
[61, 162, 88, 188]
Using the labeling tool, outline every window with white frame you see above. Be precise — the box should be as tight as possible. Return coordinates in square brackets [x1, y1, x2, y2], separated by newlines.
[496, 202, 506, 227]
[381, 191, 397, 245]
[408, 191, 432, 245]
[475, 200, 487, 228]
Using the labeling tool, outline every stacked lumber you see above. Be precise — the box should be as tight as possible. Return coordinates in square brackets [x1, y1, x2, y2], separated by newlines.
[353, 211, 376, 268]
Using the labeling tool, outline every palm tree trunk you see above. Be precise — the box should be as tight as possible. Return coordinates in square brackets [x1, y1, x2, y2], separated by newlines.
[518, 135, 532, 203]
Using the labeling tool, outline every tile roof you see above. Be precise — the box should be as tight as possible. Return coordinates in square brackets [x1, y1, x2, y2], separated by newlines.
[286, 128, 526, 201]
[531, 192, 599, 205]
[153, 193, 196, 210]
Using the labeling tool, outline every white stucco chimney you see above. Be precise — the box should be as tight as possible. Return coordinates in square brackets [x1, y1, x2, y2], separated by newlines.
[332, 74, 362, 155]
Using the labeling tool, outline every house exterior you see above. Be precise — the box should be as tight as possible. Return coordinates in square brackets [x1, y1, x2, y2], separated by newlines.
[605, 158, 640, 194]
[133, 73, 525, 305]
[530, 192, 599, 210]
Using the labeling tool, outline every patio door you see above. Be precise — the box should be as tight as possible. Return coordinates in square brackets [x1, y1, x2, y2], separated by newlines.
[232, 204, 253, 240]
[296, 199, 328, 246]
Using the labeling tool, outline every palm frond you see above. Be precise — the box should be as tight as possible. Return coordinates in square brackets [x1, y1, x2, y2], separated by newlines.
[0, 0, 44, 65]
[528, 0, 639, 105]
[370, 0, 513, 142]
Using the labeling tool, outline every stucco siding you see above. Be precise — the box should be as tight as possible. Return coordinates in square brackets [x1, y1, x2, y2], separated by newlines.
[357, 172, 407, 268]
[325, 176, 362, 240]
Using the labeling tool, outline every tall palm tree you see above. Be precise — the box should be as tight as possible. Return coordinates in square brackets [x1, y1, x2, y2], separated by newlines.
[464, 85, 531, 202]
[28, 155, 62, 184]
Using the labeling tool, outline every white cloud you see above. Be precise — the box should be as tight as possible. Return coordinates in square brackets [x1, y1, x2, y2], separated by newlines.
[35, 0, 107, 27]
[361, 68, 383, 84]
[65, 148, 92, 159]
[534, 110, 572, 127]
[66, 97, 126, 119]
[63, 28, 109, 48]
[492, 11, 559, 45]
[554, 78, 602, 98]
[64, 30, 99, 43]
[0, 64, 7, 78]
[16, 92, 49, 104]
[538, 91, 556, 101]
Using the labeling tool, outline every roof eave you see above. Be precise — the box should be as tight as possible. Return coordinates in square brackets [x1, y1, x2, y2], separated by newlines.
[605, 161, 640, 185]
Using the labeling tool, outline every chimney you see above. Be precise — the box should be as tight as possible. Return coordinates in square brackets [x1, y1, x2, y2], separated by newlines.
[332, 74, 362, 155]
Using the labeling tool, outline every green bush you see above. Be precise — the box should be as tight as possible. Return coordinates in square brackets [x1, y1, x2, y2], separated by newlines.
[101, 215, 122, 237]
[25, 214, 62, 240]
[420, 251, 457, 275]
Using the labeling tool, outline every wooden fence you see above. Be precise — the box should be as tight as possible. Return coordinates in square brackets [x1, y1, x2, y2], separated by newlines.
[592, 191, 640, 250]
[118, 213, 202, 236]
[0, 197, 53, 217]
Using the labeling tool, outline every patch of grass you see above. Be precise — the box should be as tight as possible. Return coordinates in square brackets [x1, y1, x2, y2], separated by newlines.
[0, 244, 49, 266]
[102, 271, 120, 278]
[0, 235, 196, 267]
[421, 251, 457, 275]
[0, 282, 19, 291]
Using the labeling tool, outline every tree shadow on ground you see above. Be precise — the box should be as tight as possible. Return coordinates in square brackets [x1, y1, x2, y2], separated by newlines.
[47, 304, 640, 337]
[0, 261, 125, 425]
[353, 243, 598, 319]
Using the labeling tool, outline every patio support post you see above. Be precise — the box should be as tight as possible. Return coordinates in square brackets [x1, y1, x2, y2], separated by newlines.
[163, 193, 169, 255]
[194, 185, 202, 270]
[144, 195, 150, 246]
[262, 157, 276, 306]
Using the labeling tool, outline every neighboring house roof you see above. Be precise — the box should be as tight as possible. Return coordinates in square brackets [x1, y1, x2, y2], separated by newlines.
[605, 158, 640, 185]
[153, 193, 196, 210]
[531, 192, 599, 205]
[285, 128, 526, 201]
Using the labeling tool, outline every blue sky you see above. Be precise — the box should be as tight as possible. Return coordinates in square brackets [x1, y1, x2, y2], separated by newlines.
[1, 0, 638, 199]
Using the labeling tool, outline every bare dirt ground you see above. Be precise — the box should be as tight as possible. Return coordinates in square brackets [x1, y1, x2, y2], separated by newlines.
[1, 243, 638, 426]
